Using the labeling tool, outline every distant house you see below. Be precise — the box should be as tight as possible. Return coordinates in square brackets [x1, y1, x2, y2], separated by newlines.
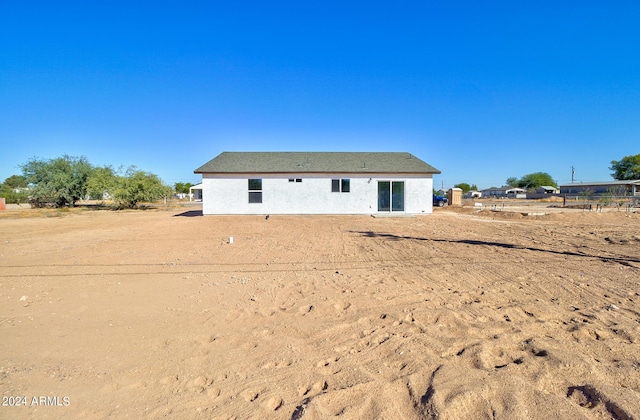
[559, 180, 640, 196]
[464, 190, 482, 198]
[506, 188, 526, 198]
[194, 152, 441, 215]
[536, 186, 559, 194]
[189, 183, 202, 201]
[480, 187, 508, 198]
[480, 187, 509, 198]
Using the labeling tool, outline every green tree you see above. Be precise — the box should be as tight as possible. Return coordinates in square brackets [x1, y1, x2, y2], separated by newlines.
[174, 182, 194, 194]
[87, 166, 120, 200]
[0, 175, 29, 204]
[21, 155, 93, 207]
[2, 175, 28, 189]
[453, 183, 472, 193]
[508, 172, 557, 191]
[505, 177, 518, 187]
[112, 167, 171, 209]
[610, 154, 640, 180]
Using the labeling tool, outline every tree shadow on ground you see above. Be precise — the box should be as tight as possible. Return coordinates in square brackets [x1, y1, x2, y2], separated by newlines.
[351, 231, 640, 266]
[173, 210, 203, 217]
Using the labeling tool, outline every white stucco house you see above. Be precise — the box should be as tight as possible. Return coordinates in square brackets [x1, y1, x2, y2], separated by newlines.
[194, 152, 441, 215]
[188, 183, 202, 201]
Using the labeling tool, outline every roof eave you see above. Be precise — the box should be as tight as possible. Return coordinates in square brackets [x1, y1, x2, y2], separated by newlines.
[194, 170, 441, 175]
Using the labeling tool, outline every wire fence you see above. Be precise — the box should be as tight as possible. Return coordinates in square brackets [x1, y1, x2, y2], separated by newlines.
[561, 195, 640, 211]
[465, 195, 640, 213]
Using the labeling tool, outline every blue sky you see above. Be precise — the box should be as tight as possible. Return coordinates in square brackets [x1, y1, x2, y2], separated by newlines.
[1, 1, 639, 189]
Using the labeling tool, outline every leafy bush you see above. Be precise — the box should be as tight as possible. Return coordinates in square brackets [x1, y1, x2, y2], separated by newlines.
[111, 168, 172, 209]
[21, 155, 92, 207]
[87, 166, 120, 200]
[15, 155, 171, 209]
[0, 187, 29, 204]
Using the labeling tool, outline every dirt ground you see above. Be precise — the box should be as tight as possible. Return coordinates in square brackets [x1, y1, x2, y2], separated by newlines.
[1, 205, 639, 419]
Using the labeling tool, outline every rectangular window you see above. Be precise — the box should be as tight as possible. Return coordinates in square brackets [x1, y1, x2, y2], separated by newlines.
[248, 179, 262, 190]
[341, 179, 350, 193]
[248, 179, 262, 203]
[332, 178, 350, 193]
[295, 178, 302, 183]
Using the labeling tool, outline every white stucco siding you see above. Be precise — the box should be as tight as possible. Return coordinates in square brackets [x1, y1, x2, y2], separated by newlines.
[201, 174, 434, 215]
[405, 177, 434, 214]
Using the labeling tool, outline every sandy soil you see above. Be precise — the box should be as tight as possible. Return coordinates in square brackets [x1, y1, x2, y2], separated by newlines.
[1, 206, 639, 419]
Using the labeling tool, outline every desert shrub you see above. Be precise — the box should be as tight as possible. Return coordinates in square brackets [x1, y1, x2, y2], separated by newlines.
[0, 186, 29, 204]
[17, 156, 171, 209]
[21, 155, 92, 207]
[111, 168, 171, 209]
[87, 166, 120, 200]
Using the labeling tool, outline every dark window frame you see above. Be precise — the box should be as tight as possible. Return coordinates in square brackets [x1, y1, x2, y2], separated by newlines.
[331, 179, 340, 192]
[248, 179, 262, 203]
[341, 179, 350, 193]
[332, 178, 350, 193]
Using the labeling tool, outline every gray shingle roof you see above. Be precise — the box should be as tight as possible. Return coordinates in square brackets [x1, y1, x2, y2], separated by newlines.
[194, 152, 441, 174]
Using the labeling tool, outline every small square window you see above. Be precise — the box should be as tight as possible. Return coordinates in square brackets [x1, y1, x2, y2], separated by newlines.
[248, 192, 262, 203]
[248, 179, 262, 190]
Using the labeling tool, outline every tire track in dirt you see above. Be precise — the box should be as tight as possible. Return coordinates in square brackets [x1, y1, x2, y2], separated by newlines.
[2, 209, 639, 418]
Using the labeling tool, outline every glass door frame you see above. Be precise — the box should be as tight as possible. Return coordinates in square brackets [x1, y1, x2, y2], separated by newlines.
[377, 181, 405, 212]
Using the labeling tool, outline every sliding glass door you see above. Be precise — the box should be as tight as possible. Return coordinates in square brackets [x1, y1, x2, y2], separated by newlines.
[392, 181, 404, 211]
[378, 181, 404, 212]
[378, 181, 390, 211]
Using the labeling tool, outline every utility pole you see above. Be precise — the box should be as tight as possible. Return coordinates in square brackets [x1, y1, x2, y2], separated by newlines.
[571, 166, 575, 183]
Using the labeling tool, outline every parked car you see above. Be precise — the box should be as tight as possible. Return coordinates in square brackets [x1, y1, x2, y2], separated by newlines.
[433, 195, 448, 207]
